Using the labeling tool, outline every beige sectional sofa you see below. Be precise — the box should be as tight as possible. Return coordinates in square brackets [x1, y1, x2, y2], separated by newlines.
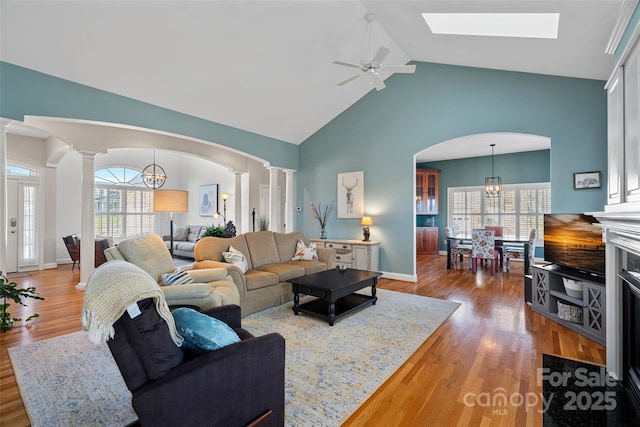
[163, 225, 206, 258]
[193, 231, 336, 316]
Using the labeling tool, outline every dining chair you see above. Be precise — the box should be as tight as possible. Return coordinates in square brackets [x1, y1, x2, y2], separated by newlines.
[485, 226, 504, 266]
[503, 228, 538, 274]
[471, 229, 500, 274]
[445, 226, 472, 269]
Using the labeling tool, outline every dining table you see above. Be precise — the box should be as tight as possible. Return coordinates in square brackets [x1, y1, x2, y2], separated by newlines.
[446, 237, 530, 273]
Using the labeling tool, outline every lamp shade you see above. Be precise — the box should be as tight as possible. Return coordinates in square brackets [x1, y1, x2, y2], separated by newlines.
[153, 190, 189, 213]
[361, 216, 373, 226]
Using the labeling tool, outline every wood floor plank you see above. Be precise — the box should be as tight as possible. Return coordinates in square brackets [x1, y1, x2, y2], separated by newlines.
[0, 257, 606, 426]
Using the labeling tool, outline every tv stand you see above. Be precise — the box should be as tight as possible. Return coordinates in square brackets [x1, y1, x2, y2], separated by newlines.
[531, 264, 605, 345]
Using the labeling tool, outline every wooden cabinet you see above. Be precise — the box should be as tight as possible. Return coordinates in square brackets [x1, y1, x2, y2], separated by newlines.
[607, 40, 640, 208]
[416, 169, 439, 214]
[532, 264, 605, 345]
[311, 239, 380, 271]
[416, 227, 439, 255]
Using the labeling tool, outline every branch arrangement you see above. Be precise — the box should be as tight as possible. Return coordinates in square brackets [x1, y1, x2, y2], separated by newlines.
[310, 201, 334, 228]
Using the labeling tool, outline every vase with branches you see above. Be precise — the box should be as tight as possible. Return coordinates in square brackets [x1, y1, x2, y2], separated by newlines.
[310, 201, 334, 239]
[0, 272, 44, 332]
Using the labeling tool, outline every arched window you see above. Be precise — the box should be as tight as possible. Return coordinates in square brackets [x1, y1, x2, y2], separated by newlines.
[94, 167, 155, 239]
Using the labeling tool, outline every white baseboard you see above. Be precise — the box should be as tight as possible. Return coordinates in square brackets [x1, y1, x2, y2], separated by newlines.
[380, 271, 417, 282]
[44, 262, 58, 270]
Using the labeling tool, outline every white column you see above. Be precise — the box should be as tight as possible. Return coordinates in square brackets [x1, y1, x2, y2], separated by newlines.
[268, 167, 279, 232]
[284, 169, 296, 233]
[234, 171, 242, 232]
[0, 120, 8, 275]
[77, 151, 97, 290]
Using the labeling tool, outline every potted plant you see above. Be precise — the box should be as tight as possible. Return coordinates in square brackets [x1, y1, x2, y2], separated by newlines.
[310, 201, 334, 239]
[0, 272, 44, 332]
[258, 216, 269, 231]
[202, 221, 236, 238]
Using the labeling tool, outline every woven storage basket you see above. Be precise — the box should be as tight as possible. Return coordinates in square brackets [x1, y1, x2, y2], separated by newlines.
[557, 301, 583, 324]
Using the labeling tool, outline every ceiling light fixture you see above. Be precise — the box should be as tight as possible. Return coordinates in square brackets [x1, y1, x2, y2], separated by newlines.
[142, 151, 167, 189]
[485, 144, 502, 199]
[422, 13, 560, 39]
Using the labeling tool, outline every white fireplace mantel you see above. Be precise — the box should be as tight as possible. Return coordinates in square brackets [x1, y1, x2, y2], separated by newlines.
[591, 210, 640, 378]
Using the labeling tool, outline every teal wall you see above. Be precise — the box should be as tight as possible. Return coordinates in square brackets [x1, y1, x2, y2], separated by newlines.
[299, 62, 607, 276]
[0, 61, 298, 169]
[0, 60, 608, 277]
[419, 149, 551, 255]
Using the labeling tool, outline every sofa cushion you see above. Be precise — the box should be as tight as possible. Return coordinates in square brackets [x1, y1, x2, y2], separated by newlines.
[173, 227, 189, 241]
[186, 226, 203, 242]
[222, 246, 249, 273]
[161, 268, 194, 286]
[194, 235, 252, 270]
[244, 269, 279, 291]
[175, 241, 196, 251]
[172, 307, 240, 354]
[116, 234, 175, 282]
[283, 260, 327, 275]
[256, 263, 305, 282]
[291, 239, 318, 261]
[274, 231, 306, 263]
[245, 231, 280, 268]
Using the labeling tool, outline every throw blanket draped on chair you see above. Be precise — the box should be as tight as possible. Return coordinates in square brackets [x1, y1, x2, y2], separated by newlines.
[81, 260, 183, 346]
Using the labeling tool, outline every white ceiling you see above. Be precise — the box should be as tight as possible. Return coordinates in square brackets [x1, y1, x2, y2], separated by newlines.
[0, 0, 624, 157]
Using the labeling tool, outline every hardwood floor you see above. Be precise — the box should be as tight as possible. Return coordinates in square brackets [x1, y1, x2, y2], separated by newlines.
[0, 256, 605, 426]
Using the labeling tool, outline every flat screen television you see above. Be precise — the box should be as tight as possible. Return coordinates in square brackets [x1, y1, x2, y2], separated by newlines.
[543, 213, 605, 277]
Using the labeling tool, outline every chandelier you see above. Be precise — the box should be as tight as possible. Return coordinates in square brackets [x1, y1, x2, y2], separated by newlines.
[142, 151, 166, 189]
[485, 144, 502, 199]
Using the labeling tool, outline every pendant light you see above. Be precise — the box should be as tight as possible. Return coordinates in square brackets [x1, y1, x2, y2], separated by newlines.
[485, 144, 502, 198]
[142, 151, 167, 189]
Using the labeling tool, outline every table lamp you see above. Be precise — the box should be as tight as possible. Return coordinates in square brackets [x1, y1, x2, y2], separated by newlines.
[361, 216, 373, 242]
[154, 189, 189, 257]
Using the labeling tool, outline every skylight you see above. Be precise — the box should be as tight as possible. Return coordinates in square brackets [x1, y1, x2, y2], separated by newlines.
[421, 13, 560, 39]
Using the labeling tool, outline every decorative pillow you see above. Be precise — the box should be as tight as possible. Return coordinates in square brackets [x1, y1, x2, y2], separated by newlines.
[161, 268, 194, 286]
[172, 307, 240, 355]
[291, 239, 318, 261]
[173, 227, 189, 241]
[222, 245, 249, 273]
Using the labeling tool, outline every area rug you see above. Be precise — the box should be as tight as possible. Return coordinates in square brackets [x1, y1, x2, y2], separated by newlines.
[9, 289, 459, 426]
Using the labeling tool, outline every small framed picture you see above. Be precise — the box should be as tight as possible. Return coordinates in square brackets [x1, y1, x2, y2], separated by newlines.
[573, 171, 601, 190]
[199, 184, 218, 216]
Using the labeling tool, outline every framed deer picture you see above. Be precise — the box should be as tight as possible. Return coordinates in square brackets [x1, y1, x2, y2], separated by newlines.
[337, 171, 364, 218]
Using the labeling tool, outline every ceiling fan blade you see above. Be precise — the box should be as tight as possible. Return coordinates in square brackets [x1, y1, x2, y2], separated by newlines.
[337, 75, 360, 86]
[381, 64, 416, 74]
[373, 74, 386, 91]
[371, 46, 391, 64]
[332, 60, 364, 70]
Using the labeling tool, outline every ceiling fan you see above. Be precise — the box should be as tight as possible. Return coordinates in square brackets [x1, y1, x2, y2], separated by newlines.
[333, 13, 416, 91]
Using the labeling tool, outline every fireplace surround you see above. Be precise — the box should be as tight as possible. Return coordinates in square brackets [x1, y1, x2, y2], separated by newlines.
[591, 211, 640, 405]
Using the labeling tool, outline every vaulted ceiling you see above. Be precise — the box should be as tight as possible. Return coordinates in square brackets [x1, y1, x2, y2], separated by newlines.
[0, 0, 624, 152]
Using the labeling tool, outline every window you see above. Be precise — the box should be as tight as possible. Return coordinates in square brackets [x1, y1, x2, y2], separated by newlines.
[7, 164, 39, 177]
[94, 167, 155, 239]
[448, 183, 550, 240]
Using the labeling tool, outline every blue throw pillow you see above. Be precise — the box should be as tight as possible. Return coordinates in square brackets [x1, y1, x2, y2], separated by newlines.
[172, 307, 240, 354]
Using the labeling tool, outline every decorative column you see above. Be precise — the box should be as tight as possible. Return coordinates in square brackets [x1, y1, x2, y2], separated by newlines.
[284, 169, 296, 233]
[0, 120, 8, 275]
[77, 151, 97, 290]
[268, 167, 280, 232]
[234, 171, 242, 233]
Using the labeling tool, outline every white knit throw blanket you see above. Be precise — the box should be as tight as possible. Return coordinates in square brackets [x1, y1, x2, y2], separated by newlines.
[82, 260, 183, 346]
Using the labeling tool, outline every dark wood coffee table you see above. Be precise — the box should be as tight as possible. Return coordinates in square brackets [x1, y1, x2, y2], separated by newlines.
[289, 268, 382, 326]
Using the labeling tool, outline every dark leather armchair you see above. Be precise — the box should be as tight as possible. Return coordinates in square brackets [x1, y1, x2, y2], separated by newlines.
[107, 301, 285, 427]
[62, 235, 111, 269]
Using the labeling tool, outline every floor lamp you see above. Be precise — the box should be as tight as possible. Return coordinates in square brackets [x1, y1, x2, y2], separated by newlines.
[153, 189, 189, 257]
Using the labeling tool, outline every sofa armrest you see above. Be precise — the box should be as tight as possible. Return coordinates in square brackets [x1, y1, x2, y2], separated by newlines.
[317, 247, 336, 266]
[132, 332, 285, 427]
[192, 260, 248, 299]
[186, 268, 229, 282]
[104, 247, 126, 261]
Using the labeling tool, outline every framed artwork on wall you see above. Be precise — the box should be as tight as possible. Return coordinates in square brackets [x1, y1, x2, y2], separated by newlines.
[199, 184, 218, 216]
[573, 171, 601, 190]
[337, 171, 364, 218]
